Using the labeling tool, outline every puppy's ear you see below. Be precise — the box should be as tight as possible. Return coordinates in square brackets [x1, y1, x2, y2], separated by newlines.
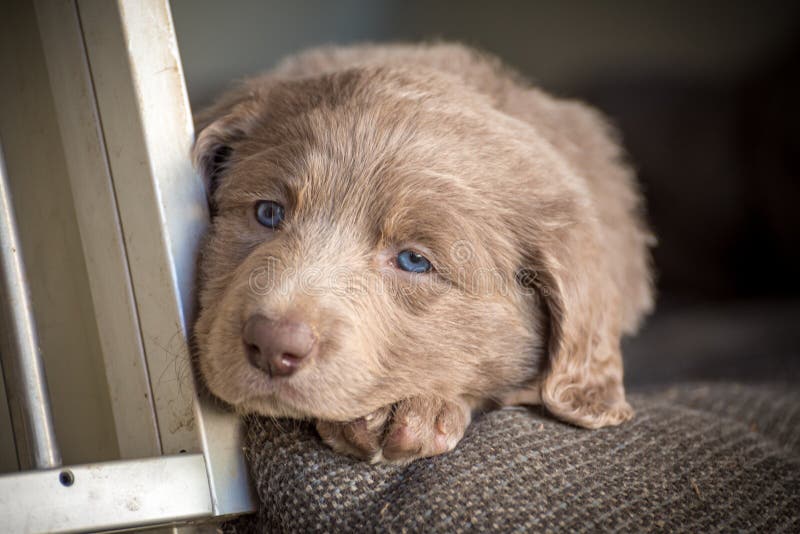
[192, 82, 267, 213]
[523, 233, 633, 429]
[511, 105, 635, 429]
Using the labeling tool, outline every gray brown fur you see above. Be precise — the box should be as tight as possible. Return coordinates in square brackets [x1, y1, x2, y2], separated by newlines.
[193, 43, 654, 463]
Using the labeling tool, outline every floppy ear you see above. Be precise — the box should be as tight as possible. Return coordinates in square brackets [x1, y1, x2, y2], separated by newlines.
[524, 227, 633, 429]
[192, 82, 268, 213]
[496, 88, 643, 429]
[506, 108, 639, 429]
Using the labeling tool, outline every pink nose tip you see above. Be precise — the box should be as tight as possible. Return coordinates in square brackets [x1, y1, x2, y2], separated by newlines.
[243, 315, 317, 377]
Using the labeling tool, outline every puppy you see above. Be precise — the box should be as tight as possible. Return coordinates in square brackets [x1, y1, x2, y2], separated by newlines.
[193, 43, 654, 464]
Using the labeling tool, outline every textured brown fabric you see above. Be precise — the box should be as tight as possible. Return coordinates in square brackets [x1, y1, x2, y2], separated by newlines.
[225, 383, 800, 532]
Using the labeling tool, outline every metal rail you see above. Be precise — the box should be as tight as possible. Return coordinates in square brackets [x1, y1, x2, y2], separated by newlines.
[0, 142, 61, 470]
[0, 1, 255, 530]
[0, 454, 212, 533]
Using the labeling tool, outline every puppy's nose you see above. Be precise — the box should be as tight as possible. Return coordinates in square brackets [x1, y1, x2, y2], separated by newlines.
[243, 315, 317, 377]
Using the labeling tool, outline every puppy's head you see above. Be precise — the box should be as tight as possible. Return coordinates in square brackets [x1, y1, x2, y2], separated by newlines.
[193, 66, 632, 427]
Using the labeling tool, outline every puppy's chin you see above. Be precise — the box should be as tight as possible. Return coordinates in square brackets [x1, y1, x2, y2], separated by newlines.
[202, 362, 305, 417]
[232, 388, 373, 423]
[238, 396, 313, 421]
[200, 351, 370, 423]
[206, 373, 318, 421]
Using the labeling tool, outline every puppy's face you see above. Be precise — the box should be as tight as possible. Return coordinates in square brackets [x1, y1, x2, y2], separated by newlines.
[194, 69, 546, 421]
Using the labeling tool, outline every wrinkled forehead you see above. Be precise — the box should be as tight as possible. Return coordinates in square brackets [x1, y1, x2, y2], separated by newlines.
[227, 133, 484, 253]
[216, 69, 514, 269]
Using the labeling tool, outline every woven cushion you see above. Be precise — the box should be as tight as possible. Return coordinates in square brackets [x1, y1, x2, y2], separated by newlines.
[225, 383, 800, 532]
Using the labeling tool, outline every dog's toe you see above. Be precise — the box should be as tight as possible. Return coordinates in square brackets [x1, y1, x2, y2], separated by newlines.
[318, 397, 470, 463]
[379, 397, 470, 464]
[316, 406, 392, 460]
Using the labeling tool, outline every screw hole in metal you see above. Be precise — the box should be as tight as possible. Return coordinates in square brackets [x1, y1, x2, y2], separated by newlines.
[59, 470, 74, 487]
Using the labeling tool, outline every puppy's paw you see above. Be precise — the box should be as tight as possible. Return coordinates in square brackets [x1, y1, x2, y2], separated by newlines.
[379, 397, 471, 464]
[316, 397, 471, 464]
[316, 406, 393, 459]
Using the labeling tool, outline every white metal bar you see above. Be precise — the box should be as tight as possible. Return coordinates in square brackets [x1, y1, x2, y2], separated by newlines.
[193, 398, 255, 515]
[76, 0, 203, 457]
[32, 0, 162, 460]
[0, 142, 61, 471]
[0, 454, 213, 533]
[1, 0, 122, 467]
[3, 1, 253, 528]
[74, 0, 255, 516]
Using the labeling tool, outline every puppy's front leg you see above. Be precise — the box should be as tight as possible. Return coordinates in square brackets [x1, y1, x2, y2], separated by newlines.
[316, 397, 471, 464]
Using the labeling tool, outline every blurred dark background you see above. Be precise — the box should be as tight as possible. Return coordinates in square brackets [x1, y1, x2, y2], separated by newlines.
[171, 0, 800, 386]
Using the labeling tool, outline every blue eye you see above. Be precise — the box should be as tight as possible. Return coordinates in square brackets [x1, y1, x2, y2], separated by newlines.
[396, 250, 432, 273]
[255, 200, 285, 228]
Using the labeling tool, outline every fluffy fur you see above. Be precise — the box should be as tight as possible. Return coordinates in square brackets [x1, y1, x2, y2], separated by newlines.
[193, 43, 654, 463]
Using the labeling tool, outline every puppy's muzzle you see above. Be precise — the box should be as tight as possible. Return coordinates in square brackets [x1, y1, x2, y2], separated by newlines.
[243, 315, 317, 377]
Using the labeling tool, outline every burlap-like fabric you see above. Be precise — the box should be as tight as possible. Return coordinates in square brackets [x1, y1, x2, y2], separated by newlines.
[225, 383, 800, 532]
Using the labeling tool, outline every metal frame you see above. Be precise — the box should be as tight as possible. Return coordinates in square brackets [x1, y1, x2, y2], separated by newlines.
[0, 454, 213, 533]
[33, 0, 161, 461]
[0, 0, 255, 531]
[0, 143, 61, 471]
